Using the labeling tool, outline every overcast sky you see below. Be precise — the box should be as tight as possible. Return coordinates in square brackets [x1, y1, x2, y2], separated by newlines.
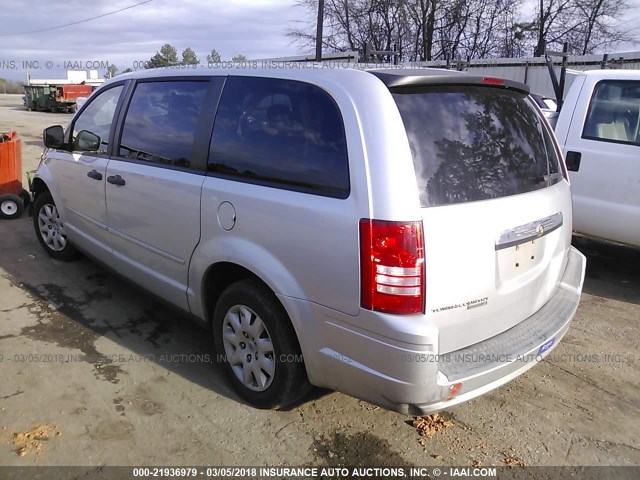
[1, 0, 639, 83]
[0, 0, 310, 81]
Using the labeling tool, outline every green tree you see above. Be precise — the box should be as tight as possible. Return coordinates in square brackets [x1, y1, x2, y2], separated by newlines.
[182, 47, 199, 65]
[207, 49, 222, 64]
[231, 54, 248, 62]
[146, 44, 178, 68]
[104, 64, 118, 79]
[121, 67, 133, 74]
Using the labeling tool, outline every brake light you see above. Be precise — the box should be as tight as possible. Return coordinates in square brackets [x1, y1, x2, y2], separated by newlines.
[482, 77, 504, 85]
[359, 219, 425, 314]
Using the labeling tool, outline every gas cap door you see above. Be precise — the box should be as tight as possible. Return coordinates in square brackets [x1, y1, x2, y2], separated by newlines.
[217, 201, 236, 231]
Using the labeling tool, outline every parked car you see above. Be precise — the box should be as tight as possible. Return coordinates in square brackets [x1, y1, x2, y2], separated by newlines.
[554, 70, 640, 247]
[32, 67, 586, 413]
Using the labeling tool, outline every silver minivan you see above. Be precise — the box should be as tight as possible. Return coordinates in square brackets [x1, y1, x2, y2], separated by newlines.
[33, 67, 586, 414]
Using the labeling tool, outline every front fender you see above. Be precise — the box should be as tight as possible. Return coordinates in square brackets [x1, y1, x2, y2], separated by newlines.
[31, 159, 64, 218]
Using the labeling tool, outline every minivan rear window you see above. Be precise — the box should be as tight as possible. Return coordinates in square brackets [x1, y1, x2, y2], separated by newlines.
[392, 86, 561, 207]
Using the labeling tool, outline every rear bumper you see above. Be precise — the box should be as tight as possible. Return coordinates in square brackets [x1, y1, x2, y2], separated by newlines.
[290, 246, 586, 415]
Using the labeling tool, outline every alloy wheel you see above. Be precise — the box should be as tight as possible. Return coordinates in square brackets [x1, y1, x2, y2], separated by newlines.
[38, 204, 67, 252]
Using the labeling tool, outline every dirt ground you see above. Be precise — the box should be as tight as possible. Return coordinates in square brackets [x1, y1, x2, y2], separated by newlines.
[0, 93, 638, 469]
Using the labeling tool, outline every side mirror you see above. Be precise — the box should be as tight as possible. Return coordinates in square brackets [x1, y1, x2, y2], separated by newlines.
[43, 125, 65, 149]
[74, 130, 101, 152]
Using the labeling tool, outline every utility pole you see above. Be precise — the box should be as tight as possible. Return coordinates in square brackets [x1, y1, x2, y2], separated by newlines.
[535, 0, 545, 56]
[315, 0, 324, 62]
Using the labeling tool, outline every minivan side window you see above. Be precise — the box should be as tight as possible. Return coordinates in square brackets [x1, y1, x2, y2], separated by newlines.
[72, 85, 124, 154]
[209, 76, 350, 198]
[582, 80, 640, 146]
[119, 81, 209, 168]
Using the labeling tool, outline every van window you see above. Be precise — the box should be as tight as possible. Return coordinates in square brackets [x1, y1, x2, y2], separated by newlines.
[119, 81, 209, 168]
[392, 86, 562, 207]
[209, 76, 350, 198]
[72, 85, 123, 154]
[582, 80, 640, 146]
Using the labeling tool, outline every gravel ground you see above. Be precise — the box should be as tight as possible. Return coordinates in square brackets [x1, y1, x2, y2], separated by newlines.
[0, 93, 638, 470]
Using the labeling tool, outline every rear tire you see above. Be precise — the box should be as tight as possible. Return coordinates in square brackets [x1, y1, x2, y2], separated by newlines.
[213, 279, 310, 409]
[32, 192, 77, 261]
[0, 194, 24, 220]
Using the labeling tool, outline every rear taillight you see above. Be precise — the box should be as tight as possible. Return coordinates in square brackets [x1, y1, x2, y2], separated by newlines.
[359, 219, 425, 315]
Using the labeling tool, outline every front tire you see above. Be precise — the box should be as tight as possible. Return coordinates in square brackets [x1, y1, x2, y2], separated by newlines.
[0, 194, 24, 220]
[213, 279, 310, 409]
[32, 192, 77, 261]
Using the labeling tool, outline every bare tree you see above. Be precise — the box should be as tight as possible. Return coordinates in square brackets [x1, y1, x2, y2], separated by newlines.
[289, 0, 412, 60]
[289, 0, 636, 62]
[290, 0, 526, 61]
[571, 0, 637, 54]
[525, 0, 636, 55]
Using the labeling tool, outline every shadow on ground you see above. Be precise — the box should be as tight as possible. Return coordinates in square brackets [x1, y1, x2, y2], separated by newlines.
[573, 236, 640, 305]
[0, 215, 325, 411]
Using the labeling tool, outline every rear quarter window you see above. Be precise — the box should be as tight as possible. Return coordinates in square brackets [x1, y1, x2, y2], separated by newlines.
[208, 76, 350, 198]
[392, 86, 561, 207]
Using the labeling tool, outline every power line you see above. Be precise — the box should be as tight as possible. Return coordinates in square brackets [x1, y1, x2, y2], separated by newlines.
[0, 0, 157, 37]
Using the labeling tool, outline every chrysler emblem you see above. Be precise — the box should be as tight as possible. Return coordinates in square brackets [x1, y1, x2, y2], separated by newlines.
[536, 224, 545, 236]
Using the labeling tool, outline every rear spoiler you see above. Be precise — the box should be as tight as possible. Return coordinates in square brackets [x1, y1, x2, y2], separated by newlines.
[369, 70, 530, 95]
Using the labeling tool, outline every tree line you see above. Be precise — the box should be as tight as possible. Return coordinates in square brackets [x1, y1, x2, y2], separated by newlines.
[144, 45, 248, 68]
[289, 0, 638, 62]
[107, 45, 249, 77]
[0, 78, 23, 94]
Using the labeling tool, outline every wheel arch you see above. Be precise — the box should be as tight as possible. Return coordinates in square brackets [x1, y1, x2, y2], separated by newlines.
[199, 261, 309, 358]
[201, 262, 265, 327]
[31, 177, 50, 201]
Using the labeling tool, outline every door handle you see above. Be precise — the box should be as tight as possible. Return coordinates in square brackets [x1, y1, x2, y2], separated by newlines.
[565, 151, 581, 172]
[86, 170, 103, 181]
[107, 175, 126, 186]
